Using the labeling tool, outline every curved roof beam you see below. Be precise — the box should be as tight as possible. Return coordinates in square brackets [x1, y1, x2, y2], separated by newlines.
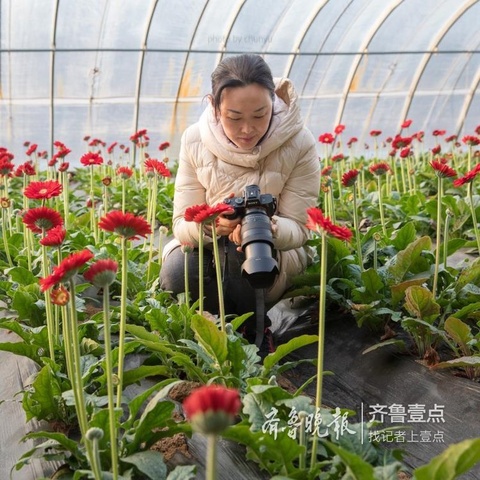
[456, 63, 480, 136]
[49, 0, 60, 155]
[300, 1, 354, 107]
[283, 1, 329, 78]
[133, 0, 159, 159]
[399, 0, 477, 130]
[333, 0, 403, 128]
[217, 0, 247, 65]
[172, 0, 210, 112]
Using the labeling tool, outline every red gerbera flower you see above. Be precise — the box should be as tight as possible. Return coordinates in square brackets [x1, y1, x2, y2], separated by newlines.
[342, 169, 360, 187]
[84, 259, 118, 288]
[334, 124, 345, 135]
[432, 129, 446, 137]
[14, 161, 36, 177]
[306, 207, 352, 241]
[369, 162, 391, 176]
[98, 210, 152, 239]
[453, 164, 480, 187]
[23, 207, 63, 233]
[462, 135, 480, 147]
[400, 147, 411, 158]
[40, 249, 94, 292]
[39, 225, 66, 247]
[321, 165, 333, 177]
[107, 142, 118, 154]
[144, 159, 172, 178]
[184, 203, 232, 224]
[24, 180, 63, 200]
[370, 130, 382, 137]
[159, 141, 171, 151]
[80, 152, 104, 167]
[430, 160, 457, 178]
[391, 135, 412, 149]
[25, 144, 38, 156]
[331, 153, 345, 163]
[347, 137, 358, 147]
[0, 155, 15, 176]
[318, 133, 334, 144]
[431, 145, 441, 155]
[116, 166, 134, 179]
[401, 119, 413, 129]
[51, 286, 70, 306]
[183, 385, 241, 435]
[58, 162, 69, 172]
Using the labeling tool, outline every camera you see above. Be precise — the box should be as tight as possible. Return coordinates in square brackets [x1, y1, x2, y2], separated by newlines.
[224, 185, 279, 289]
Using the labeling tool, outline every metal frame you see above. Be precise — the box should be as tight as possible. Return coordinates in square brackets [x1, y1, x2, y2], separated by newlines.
[398, 0, 478, 131]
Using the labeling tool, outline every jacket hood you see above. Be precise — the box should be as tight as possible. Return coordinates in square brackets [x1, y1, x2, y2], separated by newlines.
[198, 77, 304, 169]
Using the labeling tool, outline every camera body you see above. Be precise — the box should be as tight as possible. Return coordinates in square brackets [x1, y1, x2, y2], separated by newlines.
[224, 185, 277, 220]
[224, 185, 279, 289]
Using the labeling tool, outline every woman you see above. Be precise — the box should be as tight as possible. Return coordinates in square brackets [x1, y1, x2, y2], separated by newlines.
[160, 54, 320, 348]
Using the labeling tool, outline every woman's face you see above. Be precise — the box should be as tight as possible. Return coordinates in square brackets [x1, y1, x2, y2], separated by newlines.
[218, 83, 273, 150]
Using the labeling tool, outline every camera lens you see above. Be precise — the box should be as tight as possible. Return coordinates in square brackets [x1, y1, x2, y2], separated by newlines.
[240, 208, 279, 289]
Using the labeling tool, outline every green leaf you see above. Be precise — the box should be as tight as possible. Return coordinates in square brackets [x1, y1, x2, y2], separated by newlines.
[413, 438, 480, 480]
[11, 290, 44, 325]
[391, 222, 416, 251]
[125, 324, 160, 342]
[404, 286, 440, 323]
[444, 317, 473, 349]
[352, 268, 384, 303]
[224, 424, 303, 475]
[22, 365, 63, 422]
[123, 365, 170, 386]
[191, 314, 228, 364]
[323, 440, 375, 478]
[262, 334, 318, 375]
[166, 465, 197, 480]
[6, 266, 37, 285]
[455, 261, 480, 292]
[121, 451, 167, 480]
[362, 339, 406, 355]
[391, 277, 429, 307]
[434, 356, 480, 369]
[0, 341, 42, 363]
[387, 236, 432, 283]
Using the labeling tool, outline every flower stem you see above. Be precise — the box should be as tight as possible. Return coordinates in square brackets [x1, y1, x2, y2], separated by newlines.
[468, 182, 480, 255]
[211, 223, 226, 331]
[103, 285, 119, 480]
[116, 237, 128, 408]
[184, 250, 190, 308]
[41, 244, 56, 360]
[198, 225, 205, 315]
[1, 208, 13, 267]
[377, 176, 387, 237]
[352, 188, 363, 271]
[67, 278, 90, 437]
[310, 231, 328, 470]
[206, 434, 218, 480]
[432, 176, 443, 298]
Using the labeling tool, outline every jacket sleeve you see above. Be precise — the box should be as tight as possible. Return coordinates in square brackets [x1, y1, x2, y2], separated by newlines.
[171, 127, 208, 246]
[272, 128, 320, 251]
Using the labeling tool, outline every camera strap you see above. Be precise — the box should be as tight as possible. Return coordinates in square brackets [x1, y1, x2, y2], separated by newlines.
[254, 288, 265, 348]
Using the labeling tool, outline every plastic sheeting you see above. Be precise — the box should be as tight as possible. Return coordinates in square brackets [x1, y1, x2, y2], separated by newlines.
[1, 0, 479, 164]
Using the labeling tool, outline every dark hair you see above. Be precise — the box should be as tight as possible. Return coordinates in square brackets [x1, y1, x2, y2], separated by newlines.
[209, 54, 275, 116]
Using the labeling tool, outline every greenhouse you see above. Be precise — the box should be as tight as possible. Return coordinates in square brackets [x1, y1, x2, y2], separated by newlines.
[1, 0, 480, 479]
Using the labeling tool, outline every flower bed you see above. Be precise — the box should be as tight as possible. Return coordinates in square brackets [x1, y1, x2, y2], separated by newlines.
[1, 128, 480, 478]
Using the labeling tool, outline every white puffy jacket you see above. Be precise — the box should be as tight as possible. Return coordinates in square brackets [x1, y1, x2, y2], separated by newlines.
[164, 77, 320, 301]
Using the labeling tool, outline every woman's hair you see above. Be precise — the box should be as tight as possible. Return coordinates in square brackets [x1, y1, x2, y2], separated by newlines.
[209, 54, 275, 116]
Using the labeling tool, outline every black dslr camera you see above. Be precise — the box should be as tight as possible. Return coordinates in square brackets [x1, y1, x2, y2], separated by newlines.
[224, 185, 279, 289]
